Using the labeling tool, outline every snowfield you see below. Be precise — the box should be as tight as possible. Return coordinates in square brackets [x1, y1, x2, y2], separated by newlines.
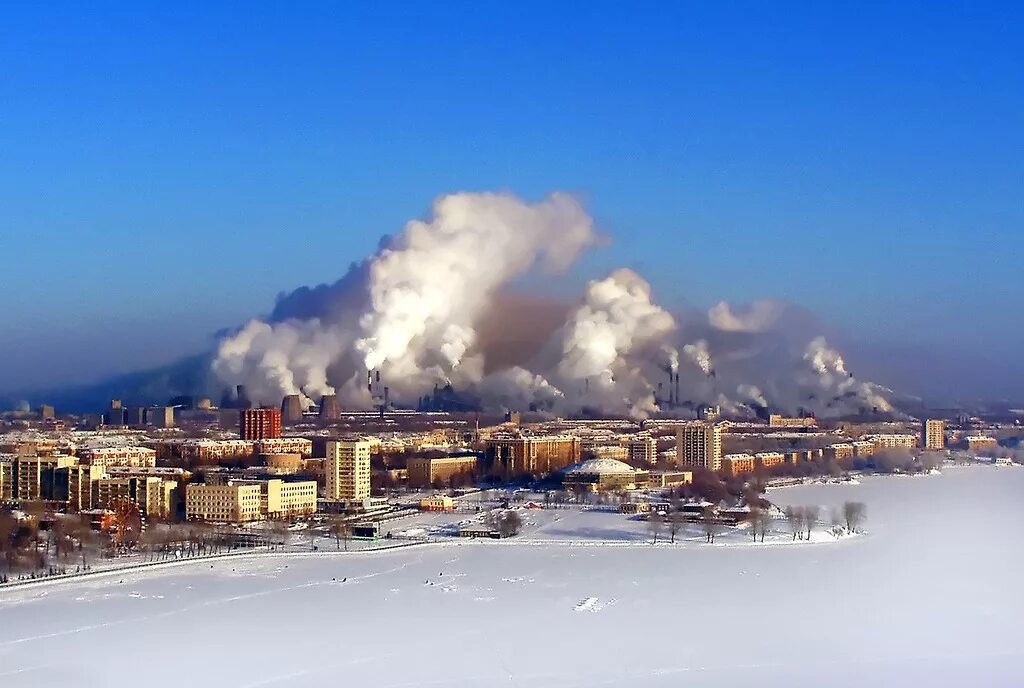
[1, 465, 1022, 687]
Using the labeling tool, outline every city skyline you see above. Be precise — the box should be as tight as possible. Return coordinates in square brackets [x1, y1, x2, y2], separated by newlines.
[2, 3, 1022, 404]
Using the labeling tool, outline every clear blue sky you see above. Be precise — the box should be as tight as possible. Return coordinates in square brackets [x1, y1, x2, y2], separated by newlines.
[1, 2, 1021, 400]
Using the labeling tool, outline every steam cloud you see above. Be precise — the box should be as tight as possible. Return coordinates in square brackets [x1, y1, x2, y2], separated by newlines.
[212, 190, 897, 419]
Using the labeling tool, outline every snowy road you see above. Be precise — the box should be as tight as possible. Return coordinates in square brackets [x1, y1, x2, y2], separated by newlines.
[1, 466, 1021, 687]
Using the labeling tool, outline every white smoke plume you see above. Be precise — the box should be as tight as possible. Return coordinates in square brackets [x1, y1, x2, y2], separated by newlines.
[549, 269, 676, 418]
[737, 383, 769, 408]
[682, 339, 713, 376]
[210, 190, 899, 419]
[707, 299, 785, 333]
[212, 191, 596, 406]
[355, 192, 595, 373]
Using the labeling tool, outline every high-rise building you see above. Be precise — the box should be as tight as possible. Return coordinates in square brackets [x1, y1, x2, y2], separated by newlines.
[325, 439, 372, 501]
[923, 419, 945, 451]
[37, 405, 55, 420]
[123, 406, 147, 427]
[148, 406, 175, 428]
[318, 394, 340, 421]
[0, 458, 14, 500]
[13, 455, 77, 501]
[240, 408, 282, 440]
[56, 464, 107, 511]
[625, 435, 658, 465]
[281, 395, 304, 424]
[106, 400, 126, 426]
[676, 421, 723, 472]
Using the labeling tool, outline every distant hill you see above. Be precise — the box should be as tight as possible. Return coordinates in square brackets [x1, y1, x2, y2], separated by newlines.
[3, 354, 212, 414]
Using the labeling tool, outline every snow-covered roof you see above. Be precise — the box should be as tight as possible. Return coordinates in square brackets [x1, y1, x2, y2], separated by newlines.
[564, 458, 636, 475]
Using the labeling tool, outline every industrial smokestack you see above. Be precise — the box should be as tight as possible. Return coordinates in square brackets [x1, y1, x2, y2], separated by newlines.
[674, 373, 680, 408]
[384, 386, 390, 408]
[667, 369, 674, 406]
[376, 369, 381, 383]
[236, 385, 252, 409]
[366, 370, 372, 393]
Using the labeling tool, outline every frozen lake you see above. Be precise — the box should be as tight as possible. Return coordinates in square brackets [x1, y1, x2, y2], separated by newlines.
[1, 465, 1021, 687]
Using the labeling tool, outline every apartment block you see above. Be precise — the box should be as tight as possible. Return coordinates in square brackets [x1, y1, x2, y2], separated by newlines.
[675, 422, 723, 472]
[326, 439, 372, 501]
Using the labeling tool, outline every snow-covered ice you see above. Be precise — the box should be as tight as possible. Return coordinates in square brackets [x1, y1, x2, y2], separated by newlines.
[1, 465, 1021, 687]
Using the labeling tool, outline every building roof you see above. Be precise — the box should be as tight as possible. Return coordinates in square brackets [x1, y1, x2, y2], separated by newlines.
[563, 458, 636, 476]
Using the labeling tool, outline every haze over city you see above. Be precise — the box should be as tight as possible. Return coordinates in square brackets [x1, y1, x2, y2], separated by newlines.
[3, 3, 1022, 409]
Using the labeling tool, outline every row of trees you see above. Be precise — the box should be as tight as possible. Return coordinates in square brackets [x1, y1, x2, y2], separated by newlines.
[784, 501, 866, 540]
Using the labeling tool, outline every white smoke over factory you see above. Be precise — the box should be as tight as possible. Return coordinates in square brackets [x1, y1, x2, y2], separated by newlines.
[212, 190, 898, 419]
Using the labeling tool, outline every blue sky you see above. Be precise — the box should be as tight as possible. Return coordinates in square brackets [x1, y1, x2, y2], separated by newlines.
[1, 2, 1022, 400]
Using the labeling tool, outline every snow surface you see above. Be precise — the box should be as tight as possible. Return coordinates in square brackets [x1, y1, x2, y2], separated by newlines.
[2, 466, 1022, 687]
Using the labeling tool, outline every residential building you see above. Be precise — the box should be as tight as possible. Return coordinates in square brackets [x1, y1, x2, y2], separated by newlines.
[407, 454, 478, 488]
[263, 479, 318, 519]
[923, 419, 945, 451]
[186, 482, 264, 522]
[240, 407, 282, 440]
[966, 436, 999, 454]
[675, 421, 723, 472]
[754, 452, 786, 470]
[722, 453, 756, 477]
[867, 434, 919, 451]
[852, 441, 876, 457]
[185, 479, 315, 522]
[57, 464, 107, 511]
[14, 455, 77, 501]
[0, 457, 14, 500]
[824, 443, 856, 462]
[625, 435, 658, 466]
[326, 439, 372, 501]
[79, 446, 157, 469]
[179, 439, 255, 462]
[254, 437, 313, 456]
[484, 434, 582, 479]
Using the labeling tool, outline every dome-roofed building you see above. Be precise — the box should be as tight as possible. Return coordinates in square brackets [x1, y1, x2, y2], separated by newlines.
[561, 457, 649, 493]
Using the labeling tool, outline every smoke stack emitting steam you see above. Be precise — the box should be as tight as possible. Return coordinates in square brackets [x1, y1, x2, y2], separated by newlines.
[211, 191, 897, 419]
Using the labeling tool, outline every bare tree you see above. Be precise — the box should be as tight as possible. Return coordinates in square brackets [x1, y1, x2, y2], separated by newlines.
[748, 506, 762, 542]
[804, 505, 820, 540]
[307, 521, 318, 551]
[701, 505, 719, 544]
[648, 511, 664, 544]
[268, 518, 290, 549]
[785, 506, 801, 541]
[329, 516, 351, 551]
[842, 501, 867, 533]
[749, 506, 771, 543]
[667, 511, 684, 544]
